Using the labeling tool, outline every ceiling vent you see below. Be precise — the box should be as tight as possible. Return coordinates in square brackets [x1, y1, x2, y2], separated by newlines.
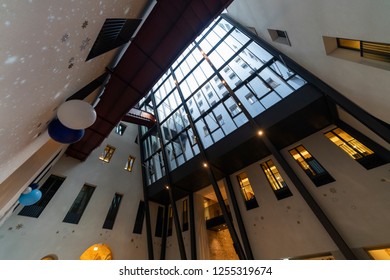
[86, 18, 142, 61]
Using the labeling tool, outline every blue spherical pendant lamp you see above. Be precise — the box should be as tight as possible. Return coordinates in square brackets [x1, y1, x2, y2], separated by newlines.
[48, 118, 85, 144]
[19, 189, 42, 206]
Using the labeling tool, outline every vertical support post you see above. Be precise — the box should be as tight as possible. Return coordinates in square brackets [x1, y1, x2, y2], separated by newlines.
[167, 186, 187, 260]
[189, 192, 197, 260]
[160, 204, 169, 260]
[225, 176, 254, 260]
[138, 126, 154, 260]
[261, 134, 357, 260]
[171, 67, 247, 260]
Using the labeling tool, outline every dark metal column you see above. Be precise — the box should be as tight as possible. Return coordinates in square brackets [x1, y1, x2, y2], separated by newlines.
[225, 176, 254, 260]
[149, 93, 188, 260]
[138, 126, 154, 260]
[261, 134, 357, 259]
[189, 192, 197, 260]
[167, 186, 187, 260]
[160, 204, 169, 260]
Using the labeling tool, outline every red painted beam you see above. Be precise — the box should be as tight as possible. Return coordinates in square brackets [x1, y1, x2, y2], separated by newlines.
[66, 0, 233, 160]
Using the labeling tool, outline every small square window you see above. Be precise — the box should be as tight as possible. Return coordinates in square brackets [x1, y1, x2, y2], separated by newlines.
[99, 145, 116, 163]
[268, 29, 291, 46]
[115, 123, 127, 135]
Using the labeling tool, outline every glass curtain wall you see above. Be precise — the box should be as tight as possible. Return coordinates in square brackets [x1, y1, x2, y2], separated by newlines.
[139, 17, 307, 185]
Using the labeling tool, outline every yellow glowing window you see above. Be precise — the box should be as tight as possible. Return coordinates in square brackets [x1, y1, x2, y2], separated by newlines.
[324, 128, 374, 160]
[124, 155, 136, 172]
[237, 172, 259, 210]
[337, 38, 390, 63]
[99, 145, 116, 162]
[237, 173, 256, 201]
[260, 160, 287, 191]
[366, 247, 390, 260]
[337, 38, 361, 51]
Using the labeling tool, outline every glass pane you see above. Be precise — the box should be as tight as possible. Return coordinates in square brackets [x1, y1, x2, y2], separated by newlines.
[260, 92, 282, 109]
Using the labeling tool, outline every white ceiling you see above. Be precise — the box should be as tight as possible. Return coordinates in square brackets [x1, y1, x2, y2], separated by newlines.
[0, 0, 153, 182]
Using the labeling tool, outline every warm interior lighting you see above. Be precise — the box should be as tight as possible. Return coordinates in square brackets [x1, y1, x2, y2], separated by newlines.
[257, 130, 263, 136]
[203, 162, 208, 168]
[80, 243, 112, 260]
[165, 185, 170, 190]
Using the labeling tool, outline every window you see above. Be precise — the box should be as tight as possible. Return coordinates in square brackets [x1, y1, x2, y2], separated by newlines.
[63, 184, 95, 224]
[132, 200, 145, 234]
[324, 127, 385, 169]
[260, 160, 292, 200]
[229, 104, 240, 116]
[203, 126, 210, 136]
[289, 145, 335, 187]
[182, 199, 189, 232]
[115, 122, 127, 135]
[99, 145, 116, 163]
[167, 205, 173, 236]
[208, 92, 214, 98]
[124, 155, 136, 172]
[265, 77, 280, 89]
[198, 100, 203, 107]
[267, 29, 291, 46]
[365, 246, 390, 260]
[19, 175, 66, 218]
[323, 36, 390, 71]
[102, 193, 123, 230]
[337, 38, 390, 63]
[237, 172, 259, 210]
[245, 92, 256, 104]
[155, 206, 164, 237]
[216, 114, 225, 125]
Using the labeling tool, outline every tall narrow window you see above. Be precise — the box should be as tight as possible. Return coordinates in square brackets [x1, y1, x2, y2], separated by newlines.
[99, 145, 116, 163]
[19, 175, 66, 218]
[289, 145, 335, 187]
[236, 172, 259, 210]
[167, 205, 173, 236]
[324, 128, 385, 169]
[155, 206, 164, 237]
[182, 199, 189, 232]
[124, 155, 136, 172]
[260, 160, 292, 200]
[102, 193, 123, 230]
[132, 201, 145, 234]
[63, 184, 95, 224]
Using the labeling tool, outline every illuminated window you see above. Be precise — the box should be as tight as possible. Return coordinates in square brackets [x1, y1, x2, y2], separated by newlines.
[99, 145, 116, 163]
[237, 172, 259, 210]
[260, 159, 292, 200]
[124, 155, 136, 172]
[324, 128, 385, 169]
[337, 38, 390, 63]
[182, 199, 189, 232]
[366, 246, 390, 260]
[115, 122, 127, 135]
[289, 145, 335, 187]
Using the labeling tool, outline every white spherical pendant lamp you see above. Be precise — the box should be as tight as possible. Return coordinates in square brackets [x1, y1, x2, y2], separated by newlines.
[57, 100, 97, 129]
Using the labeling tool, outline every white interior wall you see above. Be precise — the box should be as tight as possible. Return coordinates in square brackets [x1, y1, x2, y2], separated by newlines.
[227, 124, 389, 259]
[226, 0, 390, 124]
[0, 122, 147, 260]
